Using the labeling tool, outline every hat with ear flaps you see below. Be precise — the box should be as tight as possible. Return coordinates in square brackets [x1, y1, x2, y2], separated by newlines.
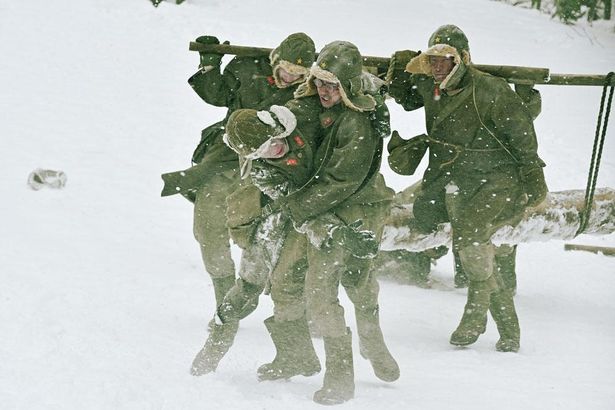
[270, 32, 316, 88]
[405, 24, 472, 90]
[224, 105, 297, 177]
[294, 40, 376, 112]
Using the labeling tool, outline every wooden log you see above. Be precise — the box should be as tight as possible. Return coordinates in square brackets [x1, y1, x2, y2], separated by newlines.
[189, 42, 615, 87]
[381, 187, 615, 252]
[564, 244, 615, 256]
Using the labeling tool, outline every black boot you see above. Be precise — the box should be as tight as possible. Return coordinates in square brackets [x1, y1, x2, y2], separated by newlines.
[190, 319, 239, 376]
[212, 275, 236, 307]
[313, 328, 355, 405]
[450, 276, 496, 346]
[490, 289, 521, 352]
[355, 306, 400, 382]
[257, 316, 321, 381]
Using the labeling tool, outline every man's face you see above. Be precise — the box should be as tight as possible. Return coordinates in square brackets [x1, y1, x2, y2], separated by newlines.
[314, 78, 342, 108]
[429, 55, 456, 83]
[277, 67, 303, 87]
[257, 138, 289, 159]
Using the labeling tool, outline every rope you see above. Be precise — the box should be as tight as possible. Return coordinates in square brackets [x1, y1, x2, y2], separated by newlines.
[576, 72, 615, 236]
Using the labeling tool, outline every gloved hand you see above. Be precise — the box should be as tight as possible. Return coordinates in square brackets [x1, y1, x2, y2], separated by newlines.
[329, 220, 379, 259]
[514, 83, 535, 100]
[160, 172, 196, 202]
[195, 35, 226, 67]
[515, 83, 542, 120]
[521, 166, 548, 207]
[160, 172, 181, 197]
[387, 131, 428, 175]
[386, 49, 419, 85]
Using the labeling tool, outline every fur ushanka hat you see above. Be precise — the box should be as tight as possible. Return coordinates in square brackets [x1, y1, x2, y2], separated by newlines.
[270, 32, 316, 88]
[295, 40, 376, 112]
[405, 24, 471, 90]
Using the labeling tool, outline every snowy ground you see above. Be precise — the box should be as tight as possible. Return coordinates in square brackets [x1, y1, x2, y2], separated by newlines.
[1, 1, 614, 409]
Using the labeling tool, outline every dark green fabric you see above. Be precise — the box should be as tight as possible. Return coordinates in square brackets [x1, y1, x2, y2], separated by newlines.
[217, 278, 263, 323]
[190, 320, 239, 375]
[370, 94, 391, 138]
[282, 98, 394, 226]
[312, 41, 376, 111]
[389, 66, 545, 245]
[313, 328, 355, 405]
[270, 32, 315, 69]
[162, 55, 301, 199]
[257, 316, 321, 381]
[316, 41, 363, 86]
[195, 35, 224, 67]
[521, 166, 548, 207]
[187, 55, 297, 170]
[355, 306, 400, 382]
[490, 289, 521, 352]
[428, 24, 470, 54]
[225, 109, 285, 157]
[255, 127, 316, 192]
[387, 131, 428, 175]
[449, 276, 495, 346]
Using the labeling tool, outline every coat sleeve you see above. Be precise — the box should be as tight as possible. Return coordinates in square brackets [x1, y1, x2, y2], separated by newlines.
[187, 58, 242, 108]
[283, 114, 377, 225]
[489, 79, 545, 171]
[387, 72, 425, 111]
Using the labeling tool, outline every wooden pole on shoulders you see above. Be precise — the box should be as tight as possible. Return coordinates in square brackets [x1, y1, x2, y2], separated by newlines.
[189, 41, 615, 87]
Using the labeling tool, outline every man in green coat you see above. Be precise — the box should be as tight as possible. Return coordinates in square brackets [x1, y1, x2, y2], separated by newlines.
[189, 102, 323, 377]
[387, 25, 548, 353]
[160, 32, 315, 315]
[262, 41, 400, 405]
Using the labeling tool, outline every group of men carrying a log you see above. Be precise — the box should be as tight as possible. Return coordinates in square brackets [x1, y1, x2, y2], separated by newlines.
[161, 24, 548, 405]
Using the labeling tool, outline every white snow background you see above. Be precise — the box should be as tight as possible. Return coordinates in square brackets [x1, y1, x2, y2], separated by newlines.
[1, 1, 614, 409]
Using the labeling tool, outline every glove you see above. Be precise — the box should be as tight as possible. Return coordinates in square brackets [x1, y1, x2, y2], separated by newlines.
[387, 131, 428, 175]
[195, 35, 225, 67]
[386, 49, 419, 85]
[521, 166, 548, 207]
[330, 220, 379, 259]
[160, 172, 196, 202]
[160, 172, 182, 197]
[514, 83, 535, 100]
[515, 83, 542, 120]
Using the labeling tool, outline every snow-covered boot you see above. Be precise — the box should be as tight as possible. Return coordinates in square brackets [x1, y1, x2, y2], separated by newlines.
[490, 289, 520, 352]
[190, 319, 239, 375]
[450, 276, 496, 346]
[257, 316, 321, 381]
[313, 328, 355, 405]
[355, 306, 400, 382]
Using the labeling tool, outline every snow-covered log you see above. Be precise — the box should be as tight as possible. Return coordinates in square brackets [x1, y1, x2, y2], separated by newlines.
[381, 187, 615, 252]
